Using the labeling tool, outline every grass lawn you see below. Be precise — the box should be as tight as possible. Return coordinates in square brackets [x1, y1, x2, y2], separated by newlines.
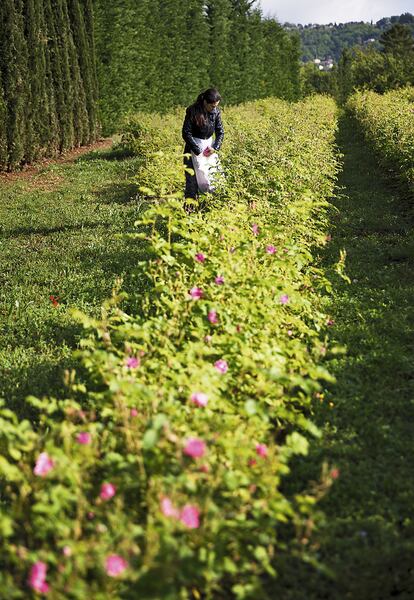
[0, 144, 147, 415]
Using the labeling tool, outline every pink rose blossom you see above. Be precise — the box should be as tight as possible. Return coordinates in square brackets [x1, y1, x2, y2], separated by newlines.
[62, 546, 72, 557]
[208, 310, 218, 324]
[161, 497, 179, 519]
[100, 482, 116, 501]
[76, 432, 92, 445]
[105, 554, 128, 577]
[214, 275, 225, 285]
[255, 443, 268, 457]
[180, 504, 200, 529]
[214, 359, 228, 374]
[130, 408, 139, 418]
[251, 223, 259, 236]
[204, 335, 213, 344]
[189, 287, 203, 299]
[195, 252, 206, 263]
[279, 294, 289, 305]
[190, 392, 208, 407]
[28, 561, 49, 594]
[183, 438, 206, 459]
[126, 356, 140, 369]
[266, 244, 277, 254]
[34, 452, 54, 477]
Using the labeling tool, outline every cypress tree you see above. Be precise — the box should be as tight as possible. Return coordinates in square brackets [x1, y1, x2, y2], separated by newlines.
[206, 0, 233, 99]
[182, 0, 210, 103]
[0, 72, 8, 169]
[0, 0, 28, 169]
[23, 0, 49, 161]
[46, 0, 75, 151]
[82, 0, 99, 139]
[67, 0, 96, 143]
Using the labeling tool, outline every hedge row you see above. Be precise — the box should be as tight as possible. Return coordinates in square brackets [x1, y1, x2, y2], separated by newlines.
[0, 0, 98, 171]
[347, 87, 414, 191]
[0, 96, 339, 599]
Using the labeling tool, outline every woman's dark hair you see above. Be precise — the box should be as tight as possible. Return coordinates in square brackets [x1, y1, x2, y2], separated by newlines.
[189, 88, 221, 128]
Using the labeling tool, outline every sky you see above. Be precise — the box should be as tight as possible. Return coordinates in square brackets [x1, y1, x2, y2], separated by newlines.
[257, 0, 414, 24]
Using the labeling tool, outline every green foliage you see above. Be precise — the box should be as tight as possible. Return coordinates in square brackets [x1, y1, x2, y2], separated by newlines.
[335, 46, 414, 101]
[93, 0, 301, 133]
[301, 63, 338, 97]
[347, 87, 414, 192]
[379, 22, 414, 56]
[0, 96, 340, 597]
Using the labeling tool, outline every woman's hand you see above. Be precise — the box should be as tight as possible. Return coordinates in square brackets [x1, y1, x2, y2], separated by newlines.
[203, 147, 215, 157]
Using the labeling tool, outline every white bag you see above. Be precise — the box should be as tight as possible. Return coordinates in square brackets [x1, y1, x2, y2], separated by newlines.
[191, 136, 220, 194]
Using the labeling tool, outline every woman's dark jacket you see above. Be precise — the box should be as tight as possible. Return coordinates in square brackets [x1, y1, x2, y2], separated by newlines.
[182, 107, 224, 157]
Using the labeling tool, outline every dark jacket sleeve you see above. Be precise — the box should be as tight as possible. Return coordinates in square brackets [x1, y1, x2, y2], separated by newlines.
[212, 110, 224, 151]
[182, 108, 202, 155]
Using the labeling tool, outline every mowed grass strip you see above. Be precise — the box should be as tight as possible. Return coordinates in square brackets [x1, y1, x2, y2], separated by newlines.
[0, 146, 147, 412]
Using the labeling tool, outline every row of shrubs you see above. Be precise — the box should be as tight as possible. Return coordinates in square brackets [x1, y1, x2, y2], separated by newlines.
[0, 96, 339, 599]
[347, 86, 414, 192]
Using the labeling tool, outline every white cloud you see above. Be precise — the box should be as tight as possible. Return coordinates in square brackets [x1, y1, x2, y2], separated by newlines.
[257, 0, 414, 24]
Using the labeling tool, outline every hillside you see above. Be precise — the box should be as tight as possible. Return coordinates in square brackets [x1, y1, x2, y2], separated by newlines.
[283, 12, 414, 62]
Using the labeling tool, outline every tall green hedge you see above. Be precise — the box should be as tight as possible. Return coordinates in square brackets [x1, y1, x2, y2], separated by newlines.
[94, 0, 302, 133]
[0, 0, 99, 171]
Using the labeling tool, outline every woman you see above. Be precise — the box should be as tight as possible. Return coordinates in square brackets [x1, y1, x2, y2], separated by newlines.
[182, 88, 224, 202]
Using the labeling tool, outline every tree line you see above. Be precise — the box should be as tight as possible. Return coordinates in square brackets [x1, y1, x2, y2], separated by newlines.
[288, 12, 414, 62]
[302, 21, 414, 101]
[0, 0, 99, 171]
[93, 0, 302, 134]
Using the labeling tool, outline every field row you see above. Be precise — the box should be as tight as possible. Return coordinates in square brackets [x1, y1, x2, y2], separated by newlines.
[1, 96, 339, 599]
[347, 86, 414, 192]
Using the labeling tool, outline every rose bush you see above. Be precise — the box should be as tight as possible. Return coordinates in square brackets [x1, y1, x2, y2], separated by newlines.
[0, 96, 340, 599]
[347, 87, 414, 192]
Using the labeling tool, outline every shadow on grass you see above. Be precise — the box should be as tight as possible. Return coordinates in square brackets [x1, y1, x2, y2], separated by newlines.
[76, 145, 135, 163]
[93, 182, 140, 205]
[1, 220, 110, 239]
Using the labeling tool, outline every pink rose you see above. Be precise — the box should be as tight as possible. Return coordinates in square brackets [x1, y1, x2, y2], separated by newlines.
[208, 310, 218, 324]
[279, 294, 289, 305]
[34, 452, 54, 477]
[180, 504, 200, 529]
[214, 275, 225, 285]
[28, 561, 49, 594]
[130, 408, 139, 418]
[76, 432, 92, 445]
[195, 252, 206, 263]
[255, 443, 268, 458]
[125, 356, 140, 368]
[105, 554, 128, 577]
[100, 482, 116, 501]
[190, 392, 208, 407]
[161, 497, 180, 519]
[266, 244, 277, 254]
[189, 287, 203, 299]
[183, 438, 206, 459]
[214, 359, 228, 374]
